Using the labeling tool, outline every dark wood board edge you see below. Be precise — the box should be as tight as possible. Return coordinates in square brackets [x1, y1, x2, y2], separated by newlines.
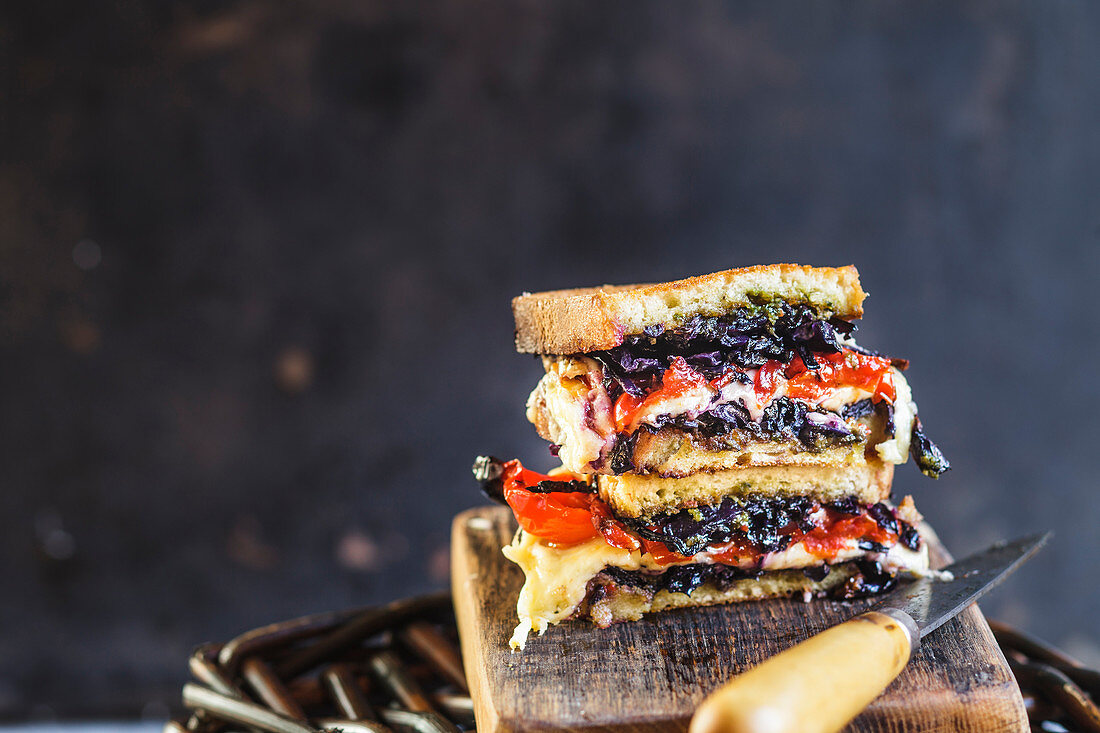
[452, 508, 507, 733]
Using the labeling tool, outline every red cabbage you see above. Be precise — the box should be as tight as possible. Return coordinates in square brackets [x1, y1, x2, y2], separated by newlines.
[835, 560, 899, 598]
[624, 494, 916, 559]
[867, 502, 898, 535]
[590, 306, 874, 402]
[592, 306, 844, 397]
[598, 563, 761, 596]
[597, 559, 901, 601]
[624, 494, 817, 556]
[842, 398, 876, 419]
[900, 523, 921, 551]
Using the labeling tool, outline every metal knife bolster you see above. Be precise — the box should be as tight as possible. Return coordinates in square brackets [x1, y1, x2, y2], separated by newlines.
[870, 607, 921, 654]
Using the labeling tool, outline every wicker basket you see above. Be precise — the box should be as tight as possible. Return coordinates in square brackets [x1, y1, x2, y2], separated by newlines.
[166, 591, 1099, 733]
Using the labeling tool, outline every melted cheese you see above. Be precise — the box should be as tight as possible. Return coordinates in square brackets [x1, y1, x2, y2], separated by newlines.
[816, 385, 873, 412]
[718, 377, 766, 420]
[527, 357, 615, 470]
[629, 384, 716, 431]
[874, 368, 915, 464]
[503, 524, 929, 650]
[502, 531, 640, 649]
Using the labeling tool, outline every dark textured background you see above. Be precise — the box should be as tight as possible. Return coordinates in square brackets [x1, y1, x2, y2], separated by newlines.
[2, 0, 1098, 719]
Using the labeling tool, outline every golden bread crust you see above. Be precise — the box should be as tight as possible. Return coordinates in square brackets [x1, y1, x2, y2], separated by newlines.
[512, 264, 865, 354]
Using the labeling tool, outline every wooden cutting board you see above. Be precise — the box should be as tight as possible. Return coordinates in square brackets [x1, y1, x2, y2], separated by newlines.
[452, 505, 1028, 733]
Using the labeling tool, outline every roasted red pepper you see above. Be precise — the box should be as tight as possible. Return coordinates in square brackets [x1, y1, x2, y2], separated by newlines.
[613, 356, 711, 432]
[757, 349, 897, 406]
[801, 512, 896, 560]
[754, 359, 787, 405]
[500, 459, 640, 550]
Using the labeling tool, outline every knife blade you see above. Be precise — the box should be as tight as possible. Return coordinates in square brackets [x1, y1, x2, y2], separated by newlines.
[873, 532, 1050, 644]
[690, 532, 1050, 733]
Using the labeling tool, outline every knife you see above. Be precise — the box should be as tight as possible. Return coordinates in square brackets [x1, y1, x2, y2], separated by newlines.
[690, 532, 1050, 733]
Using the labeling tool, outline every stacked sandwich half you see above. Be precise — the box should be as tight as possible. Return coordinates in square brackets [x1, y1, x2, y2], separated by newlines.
[474, 265, 949, 649]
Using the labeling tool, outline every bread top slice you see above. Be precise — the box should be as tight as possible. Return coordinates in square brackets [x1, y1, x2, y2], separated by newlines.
[513, 264, 866, 355]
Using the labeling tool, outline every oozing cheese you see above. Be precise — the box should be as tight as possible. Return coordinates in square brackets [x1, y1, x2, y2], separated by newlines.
[718, 377, 766, 420]
[503, 524, 929, 650]
[502, 531, 640, 649]
[526, 357, 615, 470]
[875, 368, 915, 463]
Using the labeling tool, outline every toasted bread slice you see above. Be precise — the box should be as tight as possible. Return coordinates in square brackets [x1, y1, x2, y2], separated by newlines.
[620, 427, 886, 478]
[597, 461, 894, 519]
[584, 566, 861, 626]
[512, 264, 865, 354]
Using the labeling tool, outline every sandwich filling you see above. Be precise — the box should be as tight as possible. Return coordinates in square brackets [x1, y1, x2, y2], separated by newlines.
[527, 308, 948, 477]
[475, 457, 929, 649]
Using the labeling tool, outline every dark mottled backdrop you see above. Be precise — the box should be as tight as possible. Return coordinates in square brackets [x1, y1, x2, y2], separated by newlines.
[2, 0, 1098, 719]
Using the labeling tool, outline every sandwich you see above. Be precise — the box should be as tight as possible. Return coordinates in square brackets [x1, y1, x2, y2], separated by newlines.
[474, 264, 949, 649]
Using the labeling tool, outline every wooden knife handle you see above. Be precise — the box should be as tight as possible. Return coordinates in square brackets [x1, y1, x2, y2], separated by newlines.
[690, 610, 917, 733]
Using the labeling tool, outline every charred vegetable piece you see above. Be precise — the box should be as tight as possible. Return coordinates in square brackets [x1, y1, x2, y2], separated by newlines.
[523, 479, 595, 494]
[834, 560, 898, 599]
[867, 502, 899, 535]
[472, 455, 507, 504]
[910, 418, 951, 478]
[803, 565, 832, 582]
[474, 455, 595, 503]
[842, 398, 876, 420]
[899, 522, 922, 551]
[608, 430, 639, 474]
